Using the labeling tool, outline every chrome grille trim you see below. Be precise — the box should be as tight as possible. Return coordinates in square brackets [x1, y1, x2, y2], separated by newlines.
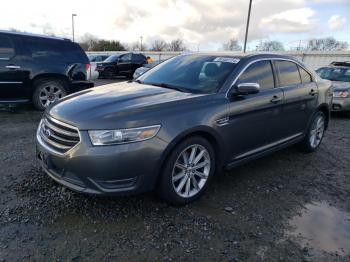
[37, 115, 81, 156]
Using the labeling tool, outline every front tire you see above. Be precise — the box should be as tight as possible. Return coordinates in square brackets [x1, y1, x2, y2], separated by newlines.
[32, 79, 67, 110]
[299, 111, 326, 152]
[104, 68, 115, 79]
[158, 136, 215, 205]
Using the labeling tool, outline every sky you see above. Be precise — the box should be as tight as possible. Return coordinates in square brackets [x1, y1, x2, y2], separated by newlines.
[0, 0, 349, 51]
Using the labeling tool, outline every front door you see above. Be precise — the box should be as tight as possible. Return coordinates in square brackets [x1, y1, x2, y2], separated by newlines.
[225, 60, 285, 161]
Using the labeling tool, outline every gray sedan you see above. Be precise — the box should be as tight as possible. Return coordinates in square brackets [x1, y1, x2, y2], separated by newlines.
[36, 53, 332, 205]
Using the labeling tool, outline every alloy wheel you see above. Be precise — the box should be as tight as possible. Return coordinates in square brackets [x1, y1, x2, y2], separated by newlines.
[39, 85, 65, 108]
[309, 114, 325, 149]
[172, 144, 211, 198]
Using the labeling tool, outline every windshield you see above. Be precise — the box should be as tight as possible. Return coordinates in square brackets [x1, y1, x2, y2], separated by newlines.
[104, 55, 119, 63]
[137, 55, 239, 93]
[316, 67, 350, 82]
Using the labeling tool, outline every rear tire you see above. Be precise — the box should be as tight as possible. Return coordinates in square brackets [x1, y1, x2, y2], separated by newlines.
[32, 79, 67, 110]
[299, 111, 326, 152]
[158, 136, 215, 206]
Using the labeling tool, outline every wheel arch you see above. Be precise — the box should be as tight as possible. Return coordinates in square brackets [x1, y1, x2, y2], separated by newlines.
[31, 73, 70, 95]
[156, 126, 225, 186]
[317, 103, 330, 130]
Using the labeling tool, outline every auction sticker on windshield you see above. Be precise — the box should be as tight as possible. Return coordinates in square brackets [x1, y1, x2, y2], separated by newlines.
[214, 57, 240, 63]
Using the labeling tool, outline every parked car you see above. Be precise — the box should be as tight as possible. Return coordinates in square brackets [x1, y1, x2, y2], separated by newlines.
[87, 54, 110, 80]
[88, 54, 109, 62]
[316, 61, 350, 115]
[0, 30, 93, 110]
[96, 53, 147, 79]
[36, 53, 332, 205]
[133, 60, 164, 79]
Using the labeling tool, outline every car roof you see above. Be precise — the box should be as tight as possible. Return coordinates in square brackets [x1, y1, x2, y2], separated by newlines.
[0, 30, 71, 41]
[181, 52, 300, 62]
[319, 66, 350, 70]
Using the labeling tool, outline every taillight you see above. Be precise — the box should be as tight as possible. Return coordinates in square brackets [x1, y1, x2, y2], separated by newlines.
[86, 63, 91, 72]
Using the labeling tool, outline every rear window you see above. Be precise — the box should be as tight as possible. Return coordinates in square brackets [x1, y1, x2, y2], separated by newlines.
[0, 35, 15, 59]
[275, 60, 301, 86]
[23, 37, 87, 62]
[133, 53, 146, 62]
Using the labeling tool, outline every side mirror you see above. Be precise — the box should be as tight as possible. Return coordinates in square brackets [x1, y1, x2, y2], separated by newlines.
[235, 83, 260, 95]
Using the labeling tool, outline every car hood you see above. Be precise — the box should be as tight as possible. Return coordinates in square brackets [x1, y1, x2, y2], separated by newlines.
[332, 81, 350, 91]
[48, 82, 205, 129]
[96, 62, 114, 67]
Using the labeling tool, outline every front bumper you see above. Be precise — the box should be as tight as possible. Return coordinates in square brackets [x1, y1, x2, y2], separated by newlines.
[332, 97, 350, 112]
[36, 130, 168, 195]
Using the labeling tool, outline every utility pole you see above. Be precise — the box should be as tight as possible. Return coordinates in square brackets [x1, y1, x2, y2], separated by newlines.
[72, 14, 77, 42]
[140, 36, 143, 51]
[243, 0, 253, 53]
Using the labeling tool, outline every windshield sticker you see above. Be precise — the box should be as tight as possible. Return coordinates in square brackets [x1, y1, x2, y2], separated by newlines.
[214, 57, 240, 64]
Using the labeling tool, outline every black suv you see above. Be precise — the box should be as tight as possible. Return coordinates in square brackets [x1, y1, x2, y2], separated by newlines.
[0, 31, 93, 110]
[96, 53, 147, 79]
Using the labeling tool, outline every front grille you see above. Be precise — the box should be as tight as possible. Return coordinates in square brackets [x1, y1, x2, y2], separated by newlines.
[38, 116, 80, 154]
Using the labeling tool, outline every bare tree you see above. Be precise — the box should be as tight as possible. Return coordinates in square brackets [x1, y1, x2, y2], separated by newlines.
[257, 40, 285, 51]
[149, 39, 168, 51]
[168, 39, 186, 51]
[306, 37, 348, 51]
[223, 38, 242, 51]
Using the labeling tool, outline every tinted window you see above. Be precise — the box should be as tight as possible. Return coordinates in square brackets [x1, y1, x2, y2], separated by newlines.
[139, 55, 238, 93]
[299, 66, 313, 83]
[0, 35, 15, 59]
[23, 38, 85, 62]
[237, 60, 274, 90]
[276, 61, 301, 86]
[105, 55, 119, 63]
[132, 54, 145, 62]
[120, 53, 132, 62]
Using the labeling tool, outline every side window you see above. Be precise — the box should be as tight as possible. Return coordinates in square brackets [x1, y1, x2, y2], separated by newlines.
[237, 60, 275, 91]
[0, 35, 15, 60]
[275, 61, 301, 86]
[298, 66, 313, 83]
[120, 53, 132, 62]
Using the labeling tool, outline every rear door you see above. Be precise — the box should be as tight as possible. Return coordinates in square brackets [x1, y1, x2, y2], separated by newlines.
[0, 34, 27, 100]
[117, 53, 132, 75]
[274, 60, 317, 138]
[132, 54, 147, 72]
[225, 60, 285, 160]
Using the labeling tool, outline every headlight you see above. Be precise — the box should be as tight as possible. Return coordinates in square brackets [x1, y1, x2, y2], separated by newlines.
[88, 125, 160, 146]
[333, 91, 349, 98]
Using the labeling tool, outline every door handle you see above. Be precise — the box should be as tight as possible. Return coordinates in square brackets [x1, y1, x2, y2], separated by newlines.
[309, 89, 317, 96]
[5, 65, 21, 69]
[270, 96, 282, 104]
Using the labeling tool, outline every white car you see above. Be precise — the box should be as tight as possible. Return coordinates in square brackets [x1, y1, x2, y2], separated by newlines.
[87, 54, 110, 80]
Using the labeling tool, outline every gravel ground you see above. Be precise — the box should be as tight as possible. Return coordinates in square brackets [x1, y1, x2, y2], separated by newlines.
[0, 95, 349, 261]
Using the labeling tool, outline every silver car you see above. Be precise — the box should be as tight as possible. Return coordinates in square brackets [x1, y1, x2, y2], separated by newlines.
[133, 60, 163, 79]
[316, 63, 350, 115]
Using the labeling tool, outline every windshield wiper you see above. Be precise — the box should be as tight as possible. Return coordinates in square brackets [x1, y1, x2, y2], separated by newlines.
[146, 82, 189, 93]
